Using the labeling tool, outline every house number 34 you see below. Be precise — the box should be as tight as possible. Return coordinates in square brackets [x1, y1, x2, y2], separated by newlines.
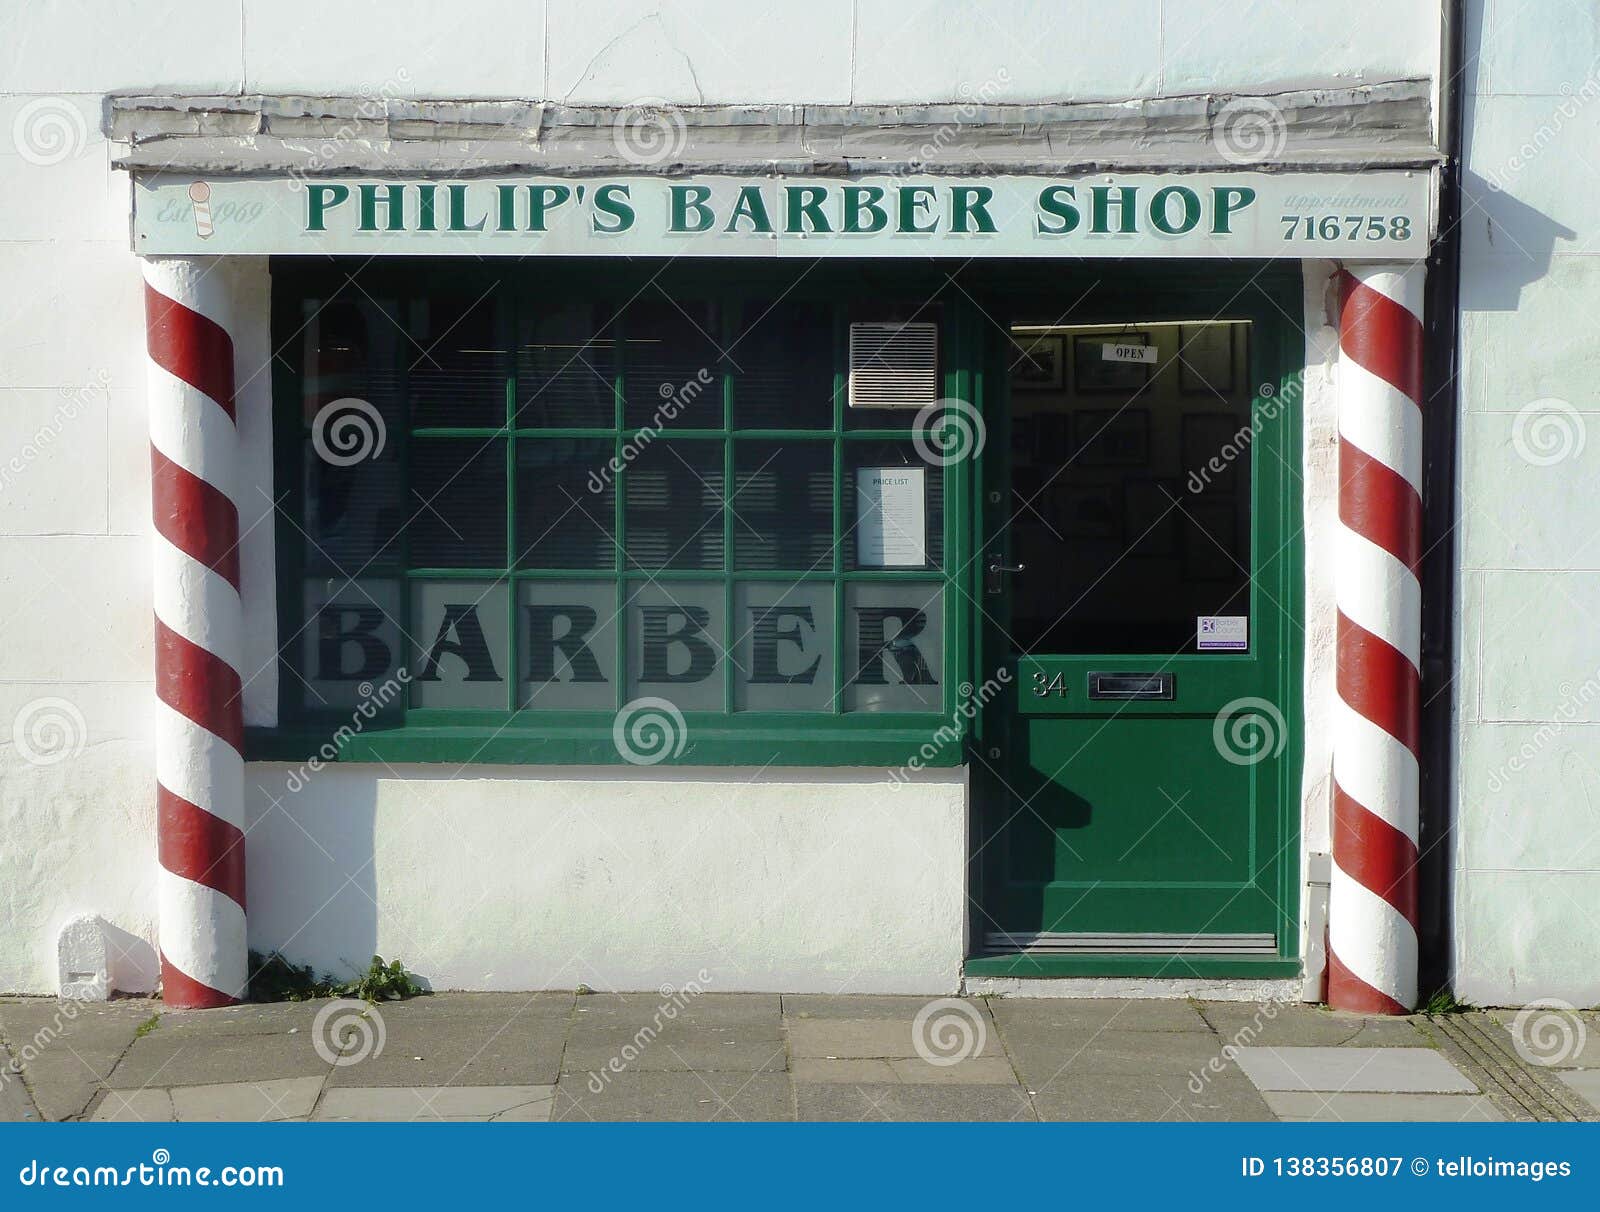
[1031, 670, 1068, 698]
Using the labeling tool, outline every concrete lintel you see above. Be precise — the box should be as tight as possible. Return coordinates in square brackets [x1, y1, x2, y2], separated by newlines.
[108, 81, 1440, 178]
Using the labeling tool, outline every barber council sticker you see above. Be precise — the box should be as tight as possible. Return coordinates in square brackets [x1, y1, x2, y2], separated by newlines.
[1198, 615, 1248, 651]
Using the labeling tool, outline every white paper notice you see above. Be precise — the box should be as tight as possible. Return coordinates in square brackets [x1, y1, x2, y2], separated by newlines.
[1197, 615, 1248, 651]
[856, 467, 927, 567]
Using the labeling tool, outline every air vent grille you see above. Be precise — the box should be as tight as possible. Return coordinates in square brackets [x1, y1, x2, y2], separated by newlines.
[848, 322, 939, 409]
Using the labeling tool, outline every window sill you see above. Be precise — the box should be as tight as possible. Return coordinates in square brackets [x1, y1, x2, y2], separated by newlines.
[244, 724, 967, 769]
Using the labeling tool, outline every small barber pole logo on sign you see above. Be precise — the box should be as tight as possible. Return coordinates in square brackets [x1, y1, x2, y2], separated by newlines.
[189, 181, 214, 239]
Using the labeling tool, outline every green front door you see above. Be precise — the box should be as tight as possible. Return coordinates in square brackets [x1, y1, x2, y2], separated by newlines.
[970, 269, 1303, 977]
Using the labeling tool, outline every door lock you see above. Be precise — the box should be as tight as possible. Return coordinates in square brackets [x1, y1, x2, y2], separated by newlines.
[985, 555, 1026, 595]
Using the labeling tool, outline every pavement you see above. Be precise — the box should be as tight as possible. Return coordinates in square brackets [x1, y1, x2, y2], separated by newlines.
[1, 993, 1596, 1123]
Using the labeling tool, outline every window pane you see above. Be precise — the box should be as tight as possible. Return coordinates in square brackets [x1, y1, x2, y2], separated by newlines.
[301, 578, 403, 713]
[626, 581, 725, 711]
[843, 581, 943, 713]
[733, 581, 834, 712]
[300, 294, 405, 427]
[515, 438, 617, 569]
[410, 579, 510, 709]
[302, 447, 404, 575]
[300, 294, 406, 574]
[731, 300, 833, 429]
[622, 299, 722, 430]
[733, 440, 834, 571]
[624, 440, 724, 570]
[519, 580, 617, 711]
[844, 442, 943, 570]
[409, 437, 507, 567]
[408, 292, 508, 429]
[515, 303, 616, 429]
[1007, 320, 1252, 653]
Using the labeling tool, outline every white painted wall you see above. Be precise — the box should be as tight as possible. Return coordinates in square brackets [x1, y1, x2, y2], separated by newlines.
[1297, 261, 1345, 1000]
[0, 1, 1440, 994]
[0, 1, 1439, 102]
[242, 765, 967, 993]
[1454, 0, 1600, 1006]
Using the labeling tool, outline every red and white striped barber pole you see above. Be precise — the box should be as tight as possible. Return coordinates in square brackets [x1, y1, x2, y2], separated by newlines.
[1328, 263, 1425, 1014]
[144, 258, 248, 1008]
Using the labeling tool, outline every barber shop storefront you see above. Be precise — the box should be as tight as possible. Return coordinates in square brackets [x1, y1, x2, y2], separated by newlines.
[119, 93, 1437, 1009]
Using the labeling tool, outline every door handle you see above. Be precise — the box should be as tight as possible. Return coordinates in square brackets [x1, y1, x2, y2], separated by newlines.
[985, 556, 1026, 595]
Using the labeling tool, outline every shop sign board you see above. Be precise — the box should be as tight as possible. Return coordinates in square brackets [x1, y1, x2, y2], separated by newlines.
[135, 171, 1431, 259]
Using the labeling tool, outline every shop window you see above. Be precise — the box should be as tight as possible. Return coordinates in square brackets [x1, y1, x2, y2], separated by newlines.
[277, 271, 965, 763]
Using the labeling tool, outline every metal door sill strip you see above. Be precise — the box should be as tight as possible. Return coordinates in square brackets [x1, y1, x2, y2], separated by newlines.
[984, 931, 1277, 956]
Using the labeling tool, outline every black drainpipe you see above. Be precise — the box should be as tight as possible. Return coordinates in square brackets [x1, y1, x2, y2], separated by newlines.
[1417, 0, 1466, 1001]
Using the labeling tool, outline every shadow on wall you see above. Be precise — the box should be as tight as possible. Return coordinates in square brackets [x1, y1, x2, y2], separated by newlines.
[242, 766, 380, 990]
[1459, 167, 1576, 311]
[103, 921, 159, 994]
[1458, 0, 1576, 314]
[1458, 0, 1579, 314]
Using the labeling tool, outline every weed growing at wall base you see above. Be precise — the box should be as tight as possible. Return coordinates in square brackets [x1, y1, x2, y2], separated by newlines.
[248, 951, 423, 1004]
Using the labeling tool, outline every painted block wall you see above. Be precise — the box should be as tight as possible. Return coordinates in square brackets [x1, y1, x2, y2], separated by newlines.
[1455, 1, 1600, 1005]
[242, 766, 968, 993]
[0, 1, 1439, 993]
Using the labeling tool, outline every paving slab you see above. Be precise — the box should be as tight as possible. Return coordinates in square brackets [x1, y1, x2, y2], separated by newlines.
[0, 1071, 38, 1122]
[787, 1013, 1001, 1060]
[554, 1071, 791, 1122]
[1033, 1071, 1273, 1122]
[169, 1076, 324, 1122]
[325, 1000, 568, 1087]
[0, 999, 161, 1120]
[562, 1035, 786, 1074]
[158, 1000, 338, 1039]
[884, 1056, 1020, 1085]
[315, 1085, 555, 1122]
[1000, 1025, 1230, 1089]
[795, 1082, 1034, 1122]
[1197, 1002, 1431, 1048]
[1235, 1047, 1478, 1093]
[90, 1088, 177, 1122]
[790, 1058, 900, 1083]
[988, 997, 1213, 1036]
[567, 1018, 782, 1043]
[1485, 1009, 1600, 1069]
[1264, 1091, 1506, 1121]
[107, 1028, 331, 1089]
[11, 991, 1580, 1123]
[782, 995, 963, 1020]
[570, 993, 777, 1030]
[383, 992, 575, 1021]
[1558, 1069, 1600, 1111]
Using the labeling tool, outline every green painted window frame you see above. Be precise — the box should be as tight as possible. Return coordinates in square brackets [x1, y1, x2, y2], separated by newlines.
[252, 260, 977, 766]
